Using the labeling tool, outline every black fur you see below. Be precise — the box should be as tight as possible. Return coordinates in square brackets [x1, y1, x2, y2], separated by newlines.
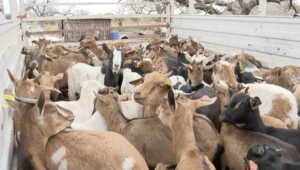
[247, 145, 300, 170]
[221, 93, 300, 154]
[235, 62, 256, 84]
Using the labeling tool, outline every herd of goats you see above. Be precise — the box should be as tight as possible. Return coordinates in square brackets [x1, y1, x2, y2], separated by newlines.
[3, 34, 300, 170]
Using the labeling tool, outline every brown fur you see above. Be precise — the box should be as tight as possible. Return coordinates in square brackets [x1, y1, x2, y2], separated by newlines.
[267, 94, 293, 128]
[139, 60, 154, 73]
[32, 38, 57, 58]
[260, 115, 288, 129]
[220, 123, 300, 170]
[263, 67, 294, 90]
[48, 45, 68, 55]
[133, 72, 173, 117]
[212, 62, 238, 85]
[151, 37, 165, 47]
[5, 90, 147, 170]
[157, 93, 216, 170]
[95, 88, 222, 168]
[187, 38, 204, 52]
[80, 36, 108, 65]
[283, 65, 300, 84]
[109, 41, 132, 52]
[168, 35, 178, 46]
[293, 87, 300, 115]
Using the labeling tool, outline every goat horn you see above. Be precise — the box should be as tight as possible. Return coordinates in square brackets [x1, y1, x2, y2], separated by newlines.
[15, 97, 37, 105]
[213, 81, 227, 94]
[164, 71, 173, 78]
[203, 63, 215, 71]
[33, 74, 42, 84]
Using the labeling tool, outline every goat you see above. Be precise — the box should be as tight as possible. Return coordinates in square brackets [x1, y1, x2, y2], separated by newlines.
[181, 61, 221, 130]
[235, 62, 256, 84]
[95, 87, 223, 169]
[157, 90, 216, 170]
[56, 80, 105, 123]
[214, 81, 300, 129]
[220, 123, 300, 170]
[169, 75, 192, 93]
[70, 111, 108, 132]
[220, 92, 300, 153]
[21, 45, 91, 101]
[32, 38, 57, 58]
[80, 36, 108, 63]
[4, 90, 148, 170]
[67, 43, 123, 100]
[246, 145, 300, 170]
[283, 65, 300, 84]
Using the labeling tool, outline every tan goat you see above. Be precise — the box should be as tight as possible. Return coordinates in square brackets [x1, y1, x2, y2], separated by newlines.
[157, 90, 216, 170]
[109, 41, 132, 52]
[80, 36, 108, 65]
[95, 87, 223, 169]
[4, 89, 148, 170]
[32, 38, 57, 58]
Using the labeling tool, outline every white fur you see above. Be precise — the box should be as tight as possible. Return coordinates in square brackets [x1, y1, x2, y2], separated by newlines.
[56, 80, 105, 123]
[90, 56, 103, 66]
[169, 75, 185, 87]
[121, 68, 142, 94]
[51, 146, 66, 165]
[112, 49, 122, 75]
[122, 157, 136, 170]
[142, 58, 156, 70]
[70, 111, 108, 132]
[245, 83, 300, 129]
[67, 63, 105, 101]
[58, 159, 68, 170]
[121, 94, 144, 119]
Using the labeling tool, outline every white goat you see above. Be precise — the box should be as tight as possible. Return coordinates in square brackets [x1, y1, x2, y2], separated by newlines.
[67, 63, 104, 100]
[121, 94, 144, 119]
[244, 83, 300, 129]
[70, 111, 108, 131]
[56, 80, 105, 123]
[121, 67, 142, 94]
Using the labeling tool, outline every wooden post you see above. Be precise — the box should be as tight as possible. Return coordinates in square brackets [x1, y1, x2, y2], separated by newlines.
[166, 0, 171, 37]
[9, 0, 18, 19]
[0, 0, 5, 20]
[170, 0, 174, 15]
[189, 0, 194, 14]
[259, 0, 267, 16]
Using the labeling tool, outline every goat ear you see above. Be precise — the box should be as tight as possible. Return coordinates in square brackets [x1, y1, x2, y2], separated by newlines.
[32, 40, 38, 44]
[43, 54, 53, 62]
[22, 70, 29, 81]
[3, 89, 21, 111]
[167, 90, 176, 112]
[7, 69, 20, 87]
[94, 91, 105, 103]
[129, 77, 144, 85]
[36, 90, 46, 116]
[250, 97, 261, 110]
[102, 43, 111, 54]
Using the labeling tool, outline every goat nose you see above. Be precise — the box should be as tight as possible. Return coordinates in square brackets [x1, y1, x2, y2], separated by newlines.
[114, 64, 120, 67]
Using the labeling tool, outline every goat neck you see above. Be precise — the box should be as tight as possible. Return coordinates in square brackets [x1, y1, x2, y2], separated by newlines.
[171, 102, 196, 162]
[95, 94, 127, 133]
[89, 43, 106, 60]
[19, 104, 47, 170]
[242, 109, 267, 133]
[78, 84, 97, 115]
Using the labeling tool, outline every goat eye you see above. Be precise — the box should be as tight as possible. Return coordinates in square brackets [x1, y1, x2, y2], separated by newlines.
[52, 109, 57, 112]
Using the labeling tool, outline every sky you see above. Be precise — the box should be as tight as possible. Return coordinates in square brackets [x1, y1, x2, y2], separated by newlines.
[3, 0, 119, 14]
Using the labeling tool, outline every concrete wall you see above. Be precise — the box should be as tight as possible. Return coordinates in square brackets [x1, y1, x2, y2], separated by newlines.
[170, 15, 300, 68]
[0, 19, 25, 170]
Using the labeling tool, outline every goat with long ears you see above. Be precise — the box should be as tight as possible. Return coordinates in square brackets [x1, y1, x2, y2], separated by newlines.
[157, 90, 216, 170]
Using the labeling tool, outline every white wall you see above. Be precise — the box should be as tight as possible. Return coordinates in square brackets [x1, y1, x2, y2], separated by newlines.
[170, 15, 300, 68]
[0, 19, 25, 170]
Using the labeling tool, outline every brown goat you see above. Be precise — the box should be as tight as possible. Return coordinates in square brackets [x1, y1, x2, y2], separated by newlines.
[263, 67, 294, 90]
[283, 65, 300, 84]
[157, 91, 216, 170]
[22, 46, 90, 100]
[4, 90, 148, 170]
[167, 34, 179, 47]
[32, 38, 58, 58]
[95, 87, 223, 169]
[109, 41, 132, 52]
[225, 50, 262, 68]
[47, 45, 68, 55]
[261, 115, 288, 129]
[220, 123, 300, 170]
[212, 60, 238, 85]
[80, 36, 108, 65]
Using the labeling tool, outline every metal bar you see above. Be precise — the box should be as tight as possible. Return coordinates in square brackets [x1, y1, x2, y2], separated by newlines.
[24, 14, 168, 22]
[25, 2, 165, 6]
[26, 24, 168, 36]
